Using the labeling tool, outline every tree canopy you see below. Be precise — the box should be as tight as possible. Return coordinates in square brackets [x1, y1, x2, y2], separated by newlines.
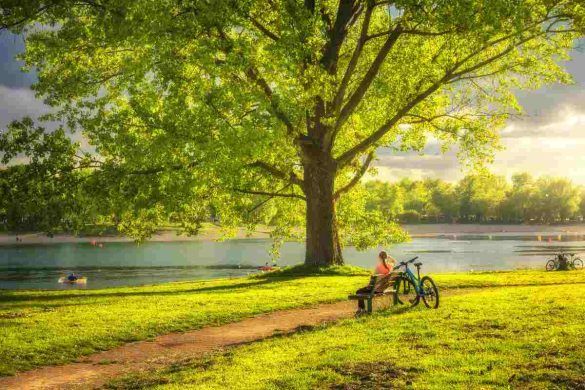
[0, 0, 583, 264]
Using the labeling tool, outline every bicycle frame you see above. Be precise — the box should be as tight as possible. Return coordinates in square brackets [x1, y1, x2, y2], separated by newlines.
[397, 264, 425, 296]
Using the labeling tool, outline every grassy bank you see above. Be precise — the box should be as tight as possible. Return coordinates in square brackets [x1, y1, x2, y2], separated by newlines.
[109, 280, 585, 389]
[1, 268, 583, 377]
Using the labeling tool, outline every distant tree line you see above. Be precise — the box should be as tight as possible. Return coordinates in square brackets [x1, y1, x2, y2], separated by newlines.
[3, 163, 585, 234]
[365, 172, 585, 224]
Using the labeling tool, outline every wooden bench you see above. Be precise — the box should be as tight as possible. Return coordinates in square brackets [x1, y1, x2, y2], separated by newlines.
[348, 275, 397, 313]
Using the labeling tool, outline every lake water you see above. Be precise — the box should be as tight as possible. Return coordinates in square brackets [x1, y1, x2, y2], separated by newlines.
[1, 233, 585, 290]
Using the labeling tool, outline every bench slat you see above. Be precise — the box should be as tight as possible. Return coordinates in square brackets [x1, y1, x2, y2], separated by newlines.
[347, 290, 396, 300]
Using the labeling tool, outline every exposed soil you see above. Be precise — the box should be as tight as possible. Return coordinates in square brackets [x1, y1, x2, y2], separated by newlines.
[329, 361, 418, 390]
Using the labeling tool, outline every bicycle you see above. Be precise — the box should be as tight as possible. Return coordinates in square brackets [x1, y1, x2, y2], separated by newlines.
[393, 256, 440, 309]
[546, 252, 584, 271]
[573, 253, 584, 270]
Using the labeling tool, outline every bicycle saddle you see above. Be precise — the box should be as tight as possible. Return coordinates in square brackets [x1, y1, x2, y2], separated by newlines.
[414, 262, 422, 267]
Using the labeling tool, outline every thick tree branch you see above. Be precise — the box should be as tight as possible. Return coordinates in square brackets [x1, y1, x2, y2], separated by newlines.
[234, 188, 306, 200]
[446, 63, 523, 83]
[244, 67, 295, 135]
[366, 28, 454, 41]
[334, 151, 374, 199]
[321, 0, 358, 74]
[215, 27, 296, 136]
[335, 23, 558, 167]
[450, 32, 544, 79]
[336, 25, 403, 130]
[246, 183, 301, 213]
[247, 161, 303, 187]
[332, 1, 374, 113]
[46, 160, 199, 180]
[0, 4, 53, 30]
[249, 17, 280, 42]
[335, 78, 445, 167]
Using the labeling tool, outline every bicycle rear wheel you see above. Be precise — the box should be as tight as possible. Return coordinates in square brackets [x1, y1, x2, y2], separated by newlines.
[572, 258, 583, 270]
[545, 260, 556, 271]
[421, 276, 439, 309]
[394, 277, 419, 307]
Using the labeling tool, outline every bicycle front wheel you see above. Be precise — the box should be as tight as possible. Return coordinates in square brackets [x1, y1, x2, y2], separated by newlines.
[572, 258, 584, 270]
[545, 260, 556, 271]
[394, 277, 419, 307]
[421, 276, 439, 309]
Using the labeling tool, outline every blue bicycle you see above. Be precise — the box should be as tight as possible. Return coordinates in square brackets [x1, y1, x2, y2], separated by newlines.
[393, 256, 439, 309]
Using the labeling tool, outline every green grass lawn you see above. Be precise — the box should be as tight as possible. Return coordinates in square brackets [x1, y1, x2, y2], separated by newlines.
[1, 268, 583, 380]
[107, 279, 585, 389]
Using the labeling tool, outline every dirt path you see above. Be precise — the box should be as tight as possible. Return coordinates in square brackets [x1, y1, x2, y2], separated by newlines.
[0, 300, 365, 390]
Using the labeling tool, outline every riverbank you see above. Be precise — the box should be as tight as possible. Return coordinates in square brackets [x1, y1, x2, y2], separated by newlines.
[3, 223, 585, 246]
[0, 224, 272, 246]
[1, 268, 583, 382]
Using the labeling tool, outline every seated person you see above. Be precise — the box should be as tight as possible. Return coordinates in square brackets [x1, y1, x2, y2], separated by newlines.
[354, 251, 399, 314]
[67, 273, 79, 282]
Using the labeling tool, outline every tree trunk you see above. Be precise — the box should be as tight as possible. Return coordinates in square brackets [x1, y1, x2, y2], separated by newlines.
[302, 150, 343, 266]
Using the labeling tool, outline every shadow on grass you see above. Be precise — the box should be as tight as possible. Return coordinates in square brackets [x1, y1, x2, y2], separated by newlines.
[0, 278, 292, 306]
[0, 265, 369, 307]
[0, 275, 360, 308]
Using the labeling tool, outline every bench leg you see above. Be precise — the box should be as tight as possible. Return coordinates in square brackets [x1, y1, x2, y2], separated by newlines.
[367, 298, 373, 313]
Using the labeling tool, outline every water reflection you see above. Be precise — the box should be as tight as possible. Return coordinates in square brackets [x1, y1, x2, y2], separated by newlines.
[1, 233, 584, 290]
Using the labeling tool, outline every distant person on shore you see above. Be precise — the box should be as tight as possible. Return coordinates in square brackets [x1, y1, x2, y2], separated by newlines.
[354, 251, 398, 314]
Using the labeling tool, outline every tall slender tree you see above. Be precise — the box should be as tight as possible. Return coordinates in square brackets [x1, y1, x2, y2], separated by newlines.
[1, 0, 583, 265]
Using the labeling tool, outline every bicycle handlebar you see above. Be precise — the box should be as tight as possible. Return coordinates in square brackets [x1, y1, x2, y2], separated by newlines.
[393, 256, 419, 270]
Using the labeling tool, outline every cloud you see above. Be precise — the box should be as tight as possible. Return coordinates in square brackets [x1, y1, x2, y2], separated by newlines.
[369, 149, 463, 183]
[0, 86, 50, 129]
[502, 104, 585, 139]
[371, 94, 585, 184]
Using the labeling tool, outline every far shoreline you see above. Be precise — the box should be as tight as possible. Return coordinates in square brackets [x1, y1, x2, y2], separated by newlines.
[2, 223, 585, 247]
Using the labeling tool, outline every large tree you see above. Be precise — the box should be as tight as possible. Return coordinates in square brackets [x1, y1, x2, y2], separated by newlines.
[1, 0, 583, 265]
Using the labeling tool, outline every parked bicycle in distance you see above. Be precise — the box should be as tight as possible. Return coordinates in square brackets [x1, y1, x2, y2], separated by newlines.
[546, 252, 584, 271]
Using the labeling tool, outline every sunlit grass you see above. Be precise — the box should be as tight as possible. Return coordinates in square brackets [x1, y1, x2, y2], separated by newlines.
[109, 280, 585, 389]
[1, 267, 583, 377]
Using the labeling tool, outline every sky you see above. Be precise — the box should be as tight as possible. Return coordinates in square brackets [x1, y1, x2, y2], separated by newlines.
[1, 32, 584, 183]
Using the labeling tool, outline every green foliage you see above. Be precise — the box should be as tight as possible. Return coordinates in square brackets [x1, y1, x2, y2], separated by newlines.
[0, 119, 97, 233]
[457, 172, 509, 222]
[531, 176, 582, 222]
[365, 172, 584, 224]
[1, 0, 583, 262]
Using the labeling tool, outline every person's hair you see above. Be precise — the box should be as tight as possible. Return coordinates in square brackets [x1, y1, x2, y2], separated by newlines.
[378, 250, 388, 269]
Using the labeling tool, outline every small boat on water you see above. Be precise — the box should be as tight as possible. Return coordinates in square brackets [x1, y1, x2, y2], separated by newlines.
[257, 265, 279, 272]
[58, 276, 87, 285]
